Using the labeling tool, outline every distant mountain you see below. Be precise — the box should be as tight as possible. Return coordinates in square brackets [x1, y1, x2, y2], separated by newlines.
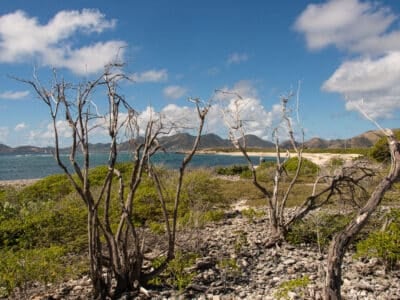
[0, 129, 393, 155]
[0, 144, 12, 154]
[0, 144, 53, 155]
[158, 133, 230, 151]
[303, 130, 384, 149]
[238, 134, 275, 148]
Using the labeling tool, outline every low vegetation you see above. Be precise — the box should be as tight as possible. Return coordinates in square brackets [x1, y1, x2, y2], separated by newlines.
[1, 142, 399, 298]
[355, 208, 400, 271]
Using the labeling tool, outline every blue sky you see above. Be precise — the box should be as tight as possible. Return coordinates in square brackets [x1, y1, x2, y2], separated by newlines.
[0, 0, 400, 146]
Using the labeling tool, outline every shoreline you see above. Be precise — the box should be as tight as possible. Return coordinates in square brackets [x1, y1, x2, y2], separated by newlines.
[198, 150, 362, 166]
[0, 151, 362, 185]
[0, 178, 40, 187]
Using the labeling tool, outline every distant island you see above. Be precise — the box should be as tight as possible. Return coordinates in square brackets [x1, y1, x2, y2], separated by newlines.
[0, 129, 386, 155]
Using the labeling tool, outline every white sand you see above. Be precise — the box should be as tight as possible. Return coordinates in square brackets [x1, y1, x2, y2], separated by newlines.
[203, 151, 361, 166]
[0, 178, 39, 187]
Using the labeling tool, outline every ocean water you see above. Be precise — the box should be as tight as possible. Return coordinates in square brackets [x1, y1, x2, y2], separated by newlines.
[0, 152, 269, 180]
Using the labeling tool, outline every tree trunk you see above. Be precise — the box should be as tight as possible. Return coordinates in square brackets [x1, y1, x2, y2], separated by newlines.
[324, 137, 400, 299]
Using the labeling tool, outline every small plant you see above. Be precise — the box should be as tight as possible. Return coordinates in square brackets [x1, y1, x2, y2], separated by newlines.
[234, 230, 249, 254]
[356, 209, 400, 271]
[286, 213, 352, 251]
[165, 252, 198, 291]
[241, 207, 265, 222]
[217, 257, 241, 287]
[0, 246, 68, 297]
[274, 275, 311, 300]
[329, 157, 345, 167]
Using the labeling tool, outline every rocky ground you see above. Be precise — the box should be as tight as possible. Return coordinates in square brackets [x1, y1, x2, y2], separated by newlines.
[11, 209, 400, 300]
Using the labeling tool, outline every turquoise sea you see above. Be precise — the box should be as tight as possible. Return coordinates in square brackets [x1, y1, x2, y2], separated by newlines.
[0, 152, 269, 180]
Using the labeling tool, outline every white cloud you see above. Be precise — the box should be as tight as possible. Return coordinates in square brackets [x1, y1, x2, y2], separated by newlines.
[0, 90, 29, 100]
[294, 0, 395, 53]
[323, 52, 400, 118]
[163, 85, 187, 99]
[227, 52, 249, 65]
[0, 9, 125, 74]
[130, 69, 168, 83]
[216, 81, 281, 139]
[0, 127, 9, 143]
[295, 0, 400, 119]
[14, 122, 28, 131]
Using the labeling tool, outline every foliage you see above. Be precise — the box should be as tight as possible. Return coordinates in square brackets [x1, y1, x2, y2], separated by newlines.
[274, 275, 311, 300]
[233, 230, 249, 255]
[286, 213, 352, 250]
[284, 157, 319, 176]
[0, 195, 86, 252]
[215, 165, 249, 176]
[217, 257, 241, 284]
[178, 169, 225, 228]
[329, 157, 345, 168]
[0, 246, 68, 297]
[18, 174, 72, 203]
[241, 208, 265, 222]
[149, 252, 197, 291]
[369, 130, 400, 163]
[356, 209, 400, 270]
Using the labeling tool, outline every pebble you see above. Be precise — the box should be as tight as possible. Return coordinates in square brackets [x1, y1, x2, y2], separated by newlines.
[13, 208, 400, 300]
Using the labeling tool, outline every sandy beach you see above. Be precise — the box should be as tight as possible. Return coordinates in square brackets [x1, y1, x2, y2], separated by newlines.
[201, 151, 361, 166]
[0, 178, 39, 188]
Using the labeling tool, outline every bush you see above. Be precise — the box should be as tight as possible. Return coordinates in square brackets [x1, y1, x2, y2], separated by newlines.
[149, 252, 198, 290]
[370, 130, 400, 163]
[287, 213, 352, 251]
[274, 275, 311, 300]
[0, 246, 68, 297]
[0, 196, 86, 251]
[216, 165, 249, 176]
[284, 157, 319, 176]
[356, 209, 400, 270]
[18, 174, 72, 203]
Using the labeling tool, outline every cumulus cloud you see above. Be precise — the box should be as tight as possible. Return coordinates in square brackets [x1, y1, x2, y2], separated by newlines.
[0, 90, 29, 100]
[294, 0, 395, 53]
[323, 52, 400, 118]
[163, 85, 187, 99]
[295, 0, 400, 119]
[0, 9, 126, 75]
[227, 52, 249, 65]
[14, 122, 27, 131]
[215, 81, 281, 139]
[130, 69, 168, 83]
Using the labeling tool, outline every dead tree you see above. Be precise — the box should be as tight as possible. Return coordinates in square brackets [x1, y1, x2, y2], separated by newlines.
[323, 130, 400, 299]
[219, 90, 376, 247]
[17, 64, 209, 299]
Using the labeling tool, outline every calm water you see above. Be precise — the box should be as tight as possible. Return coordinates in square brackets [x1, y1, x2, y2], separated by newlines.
[0, 152, 269, 180]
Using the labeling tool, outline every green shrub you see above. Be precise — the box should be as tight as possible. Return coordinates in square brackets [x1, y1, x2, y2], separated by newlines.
[217, 257, 241, 283]
[149, 252, 197, 291]
[0, 246, 67, 297]
[329, 157, 345, 167]
[286, 213, 352, 250]
[241, 208, 265, 222]
[0, 196, 86, 252]
[369, 130, 400, 163]
[18, 174, 72, 203]
[216, 165, 249, 176]
[274, 275, 311, 300]
[356, 209, 400, 270]
[284, 157, 319, 176]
